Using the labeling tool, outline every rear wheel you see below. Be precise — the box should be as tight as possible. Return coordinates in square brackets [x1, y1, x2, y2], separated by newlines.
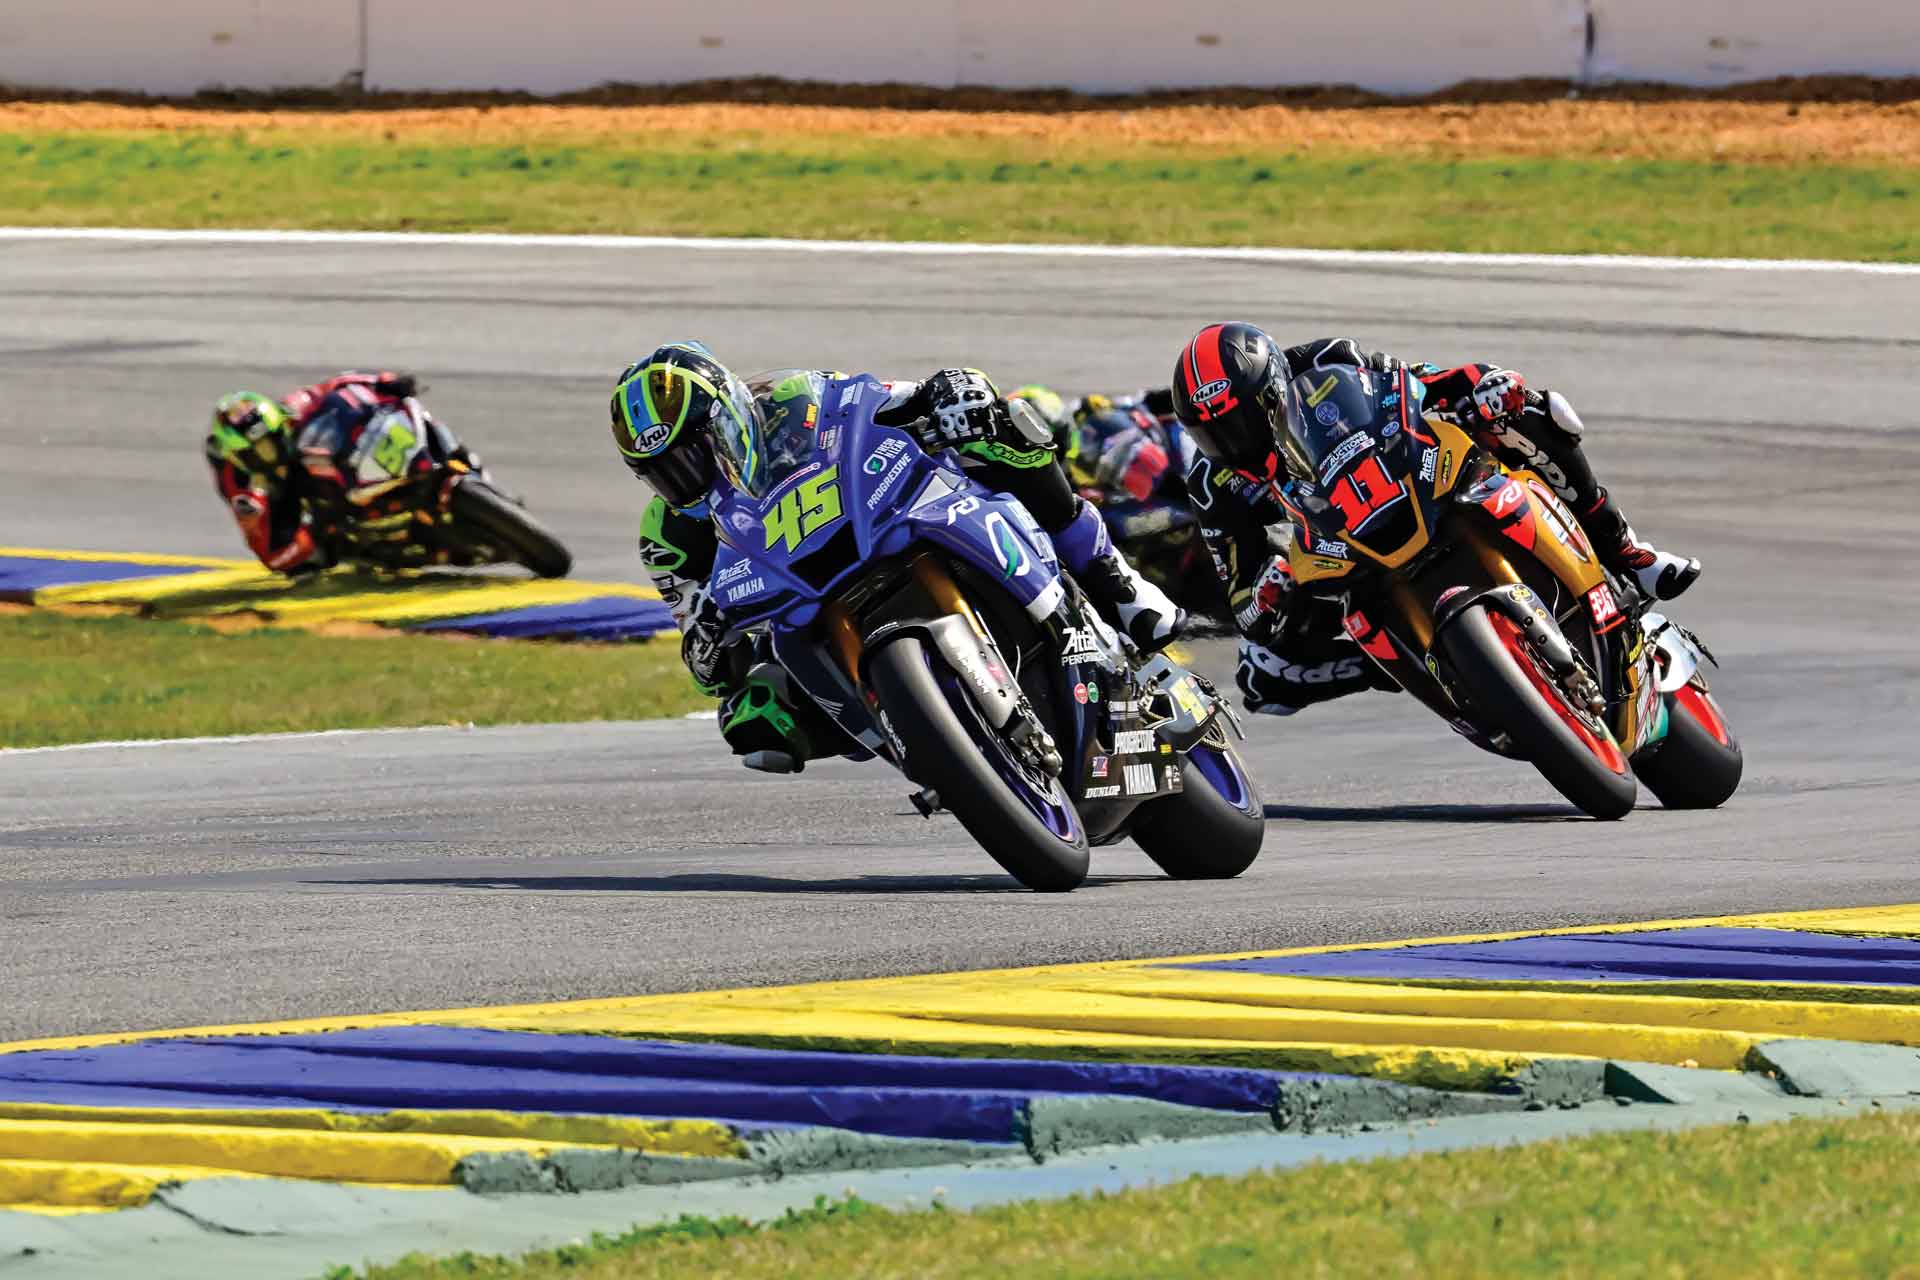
[1129, 739, 1264, 879]
[1439, 605, 1637, 820]
[448, 479, 572, 578]
[1633, 681, 1743, 809]
[867, 636, 1090, 892]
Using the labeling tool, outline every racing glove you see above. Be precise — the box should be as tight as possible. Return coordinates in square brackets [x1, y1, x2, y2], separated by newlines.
[680, 585, 736, 696]
[1232, 554, 1297, 649]
[912, 368, 1008, 449]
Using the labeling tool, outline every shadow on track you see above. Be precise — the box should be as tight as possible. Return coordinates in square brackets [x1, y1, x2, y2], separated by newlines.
[1264, 802, 1581, 824]
[305, 872, 1163, 895]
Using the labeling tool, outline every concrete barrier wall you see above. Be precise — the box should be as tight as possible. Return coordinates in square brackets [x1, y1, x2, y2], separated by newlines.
[2, 1, 1915, 96]
[361, 0, 1582, 96]
[1587, 0, 1920, 86]
[0, 0, 361, 96]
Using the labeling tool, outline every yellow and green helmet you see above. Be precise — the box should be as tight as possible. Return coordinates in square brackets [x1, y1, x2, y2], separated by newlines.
[206, 392, 293, 476]
[609, 341, 757, 509]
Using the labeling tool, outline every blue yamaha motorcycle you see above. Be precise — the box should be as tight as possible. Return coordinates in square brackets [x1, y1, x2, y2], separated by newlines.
[705, 371, 1265, 892]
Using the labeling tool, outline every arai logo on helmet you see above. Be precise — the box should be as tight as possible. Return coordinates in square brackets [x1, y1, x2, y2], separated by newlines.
[1194, 378, 1232, 404]
[633, 419, 674, 454]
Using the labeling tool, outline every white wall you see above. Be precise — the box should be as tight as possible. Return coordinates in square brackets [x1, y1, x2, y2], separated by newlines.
[3, 1, 1916, 97]
[361, 0, 1583, 96]
[1588, 0, 1920, 85]
[0, 1, 360, 96]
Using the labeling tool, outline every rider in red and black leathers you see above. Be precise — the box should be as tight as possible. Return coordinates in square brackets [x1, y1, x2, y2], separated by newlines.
[1168, 330, 1701, 717]
[205, 372, 470, 573]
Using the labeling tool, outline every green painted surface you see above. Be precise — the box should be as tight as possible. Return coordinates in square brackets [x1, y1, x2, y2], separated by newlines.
[4, 131, 1918, 261]
[0, 612, 704, 748]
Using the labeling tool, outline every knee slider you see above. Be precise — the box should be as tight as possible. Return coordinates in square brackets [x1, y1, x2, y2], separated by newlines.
[1545, 390, 1586, 441]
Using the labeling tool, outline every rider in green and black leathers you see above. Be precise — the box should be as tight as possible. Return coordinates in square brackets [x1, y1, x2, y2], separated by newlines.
[611, 342, 1183, 770]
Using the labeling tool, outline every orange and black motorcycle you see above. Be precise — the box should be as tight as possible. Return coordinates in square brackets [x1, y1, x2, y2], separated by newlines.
[1275, 365, 1741, 820]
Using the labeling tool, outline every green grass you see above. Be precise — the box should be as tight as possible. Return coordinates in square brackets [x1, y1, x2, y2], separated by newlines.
[0, 611, 707, 748]
[4, 130, 1917, 259]
[331, 1110, 1920, 1279]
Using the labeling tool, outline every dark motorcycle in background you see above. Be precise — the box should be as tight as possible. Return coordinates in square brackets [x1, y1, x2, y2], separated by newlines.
[1065, 397, 1231, 628]
[306, 398, 571, 578]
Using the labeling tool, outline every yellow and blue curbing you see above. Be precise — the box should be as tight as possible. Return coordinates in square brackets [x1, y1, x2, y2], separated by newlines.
[4, 904, 1920, 1214]
[0, 547, 674, 641]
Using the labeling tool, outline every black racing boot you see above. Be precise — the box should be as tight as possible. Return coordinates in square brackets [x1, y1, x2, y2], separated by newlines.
[1581, 489, 1701, 602]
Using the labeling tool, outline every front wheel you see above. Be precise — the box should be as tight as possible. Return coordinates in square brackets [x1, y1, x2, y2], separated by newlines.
[867, 636, 1089, 892]
[447, 479, 572, 578]
[1438, 605, 1638, 820]
[1633, 681, 1743, 809]
[1129, 739, 1264, 879]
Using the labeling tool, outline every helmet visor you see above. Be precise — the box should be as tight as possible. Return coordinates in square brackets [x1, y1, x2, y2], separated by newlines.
[630, 433, 716, 509]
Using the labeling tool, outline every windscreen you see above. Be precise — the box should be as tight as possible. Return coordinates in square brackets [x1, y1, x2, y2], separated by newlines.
[711, 369, 827, 500]
[1280, 365, 1396, 485]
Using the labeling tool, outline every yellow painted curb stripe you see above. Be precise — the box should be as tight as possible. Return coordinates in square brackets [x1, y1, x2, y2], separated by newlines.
[3, 904, 1913, 1101]
[0, 1105, 744, 1159]
[0, 1118, 607, 1186]
[0, 546, 247, 569]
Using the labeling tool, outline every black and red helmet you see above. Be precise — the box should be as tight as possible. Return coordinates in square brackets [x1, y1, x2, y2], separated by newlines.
[1169, 323, 1290, 481]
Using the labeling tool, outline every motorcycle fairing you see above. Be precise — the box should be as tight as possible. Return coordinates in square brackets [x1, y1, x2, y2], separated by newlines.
[707, 374, 1187, 816]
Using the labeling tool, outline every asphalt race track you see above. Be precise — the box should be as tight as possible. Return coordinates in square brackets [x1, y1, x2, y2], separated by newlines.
[2, 236, 1917, 1041]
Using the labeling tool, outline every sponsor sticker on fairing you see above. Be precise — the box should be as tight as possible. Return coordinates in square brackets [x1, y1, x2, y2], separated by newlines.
[1085, 784, 1121, 799]
[1587, 581, 1621, 626]
[1312, 536, 1349, 560]
[1419, 447, 1438, 482]
[716, 559, 755, 585]
[1091, 755, 1109, 779]
[1316, 432, 1375, 484]
[865, 455, 912, 509]
[863, 438, 907, 475]
[1060, 625, 1102, 662]
[1122, 762, 1157, 795]
[724, 577, 766, 602]
[1112, 729, 1156, 754]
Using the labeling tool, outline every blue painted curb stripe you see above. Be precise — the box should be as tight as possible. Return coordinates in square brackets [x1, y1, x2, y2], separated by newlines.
[406, 595, 676, 640]
[0, 1026, 1302, 1142]
[1172, 927, 1920, 986]
[0, 555, 219, 595]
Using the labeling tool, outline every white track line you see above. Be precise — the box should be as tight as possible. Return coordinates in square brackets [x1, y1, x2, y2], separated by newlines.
[3, 226, 1917, 275]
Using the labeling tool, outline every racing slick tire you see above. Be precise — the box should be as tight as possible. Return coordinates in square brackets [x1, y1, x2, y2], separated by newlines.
[1439, 604, 1638, 821]
[1632, 683, 1743, 809]
[868, 636, 1090, 892]
[448, 478, 573, 579]
[1129, 740, 1264, 879]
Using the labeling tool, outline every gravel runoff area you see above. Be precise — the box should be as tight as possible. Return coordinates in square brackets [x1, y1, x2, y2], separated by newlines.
[4, 75, 1919, 166]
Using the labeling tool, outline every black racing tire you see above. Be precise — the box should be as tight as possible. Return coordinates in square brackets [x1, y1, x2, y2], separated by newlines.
[448, 479, 572, 578]
[1633, 685, 1743, 809]
[1129, 740, 1264, 879]
[1438, 604, 1638, 821]
[867, 636, 1089, 892]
